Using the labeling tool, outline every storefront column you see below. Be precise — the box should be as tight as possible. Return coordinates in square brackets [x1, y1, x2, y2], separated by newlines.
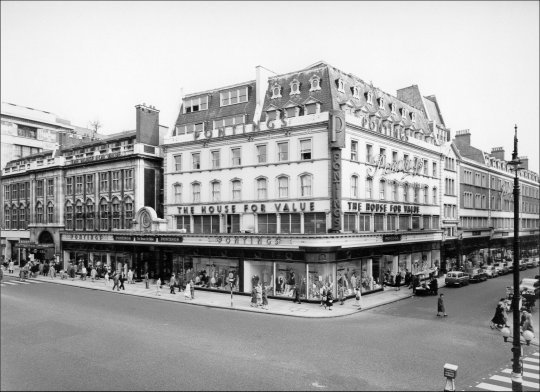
[300, 213, 304, 234]
[106, 253, 111, 269]
[88, 252, 94, 266]
[392, 255, 399, 276]
[63, 251, 70, 270]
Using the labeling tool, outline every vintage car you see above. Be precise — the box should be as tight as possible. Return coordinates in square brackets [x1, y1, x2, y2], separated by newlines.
[519, 259, 529, 271]
[493, 262, 509, 275]
[526, 258, 536, 268]
[484, 265, 497, 278]
[519, 278, 540, 298]
[469, 268, 488, 283]
[445, 271, 470, 287]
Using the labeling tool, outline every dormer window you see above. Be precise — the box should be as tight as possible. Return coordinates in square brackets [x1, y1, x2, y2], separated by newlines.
[378, 97, 385, 110]
[401, 108, 408, 119]
[410, 112, 416, 123]
[290, 79, 300, 95]
[352, 85, 361, 99]
[284, 104, 301, 118]
[271, 83, 282, 99]
[391, 103, 397, 114]
[337, 78, 345, 93]
[184, 96, 208, 113]
[309, 75, 321, 91]
[366, 91, 373, 105]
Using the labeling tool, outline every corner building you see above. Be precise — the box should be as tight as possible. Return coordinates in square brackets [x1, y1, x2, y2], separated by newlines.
[163, 61, 452, 301]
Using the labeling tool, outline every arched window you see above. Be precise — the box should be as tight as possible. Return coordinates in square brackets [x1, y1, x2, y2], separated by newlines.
[290, 79, 300, 95]
[414, 186, 419, 203]
[256, 178, 267, 200]
[86, 199, 94, 231]
[192, 182, 201, 203]
[351, 175, 358, 198]
[111, 197, 120, 229]
[12, 204, 18, 229]
[271, 83, 282, 99]
[65, 201, 72, 230]
[300, 174, 312, 197]
[124, 197, 133, 229]
[75, 200, 83, 229]
[365, 178, 373, 199]
[309, 75, 321, 91]
[4, 205, 10, 229]
[36, 202, 44, 224]
[277, 176, 289, 198]
[99, 198, 109, 231]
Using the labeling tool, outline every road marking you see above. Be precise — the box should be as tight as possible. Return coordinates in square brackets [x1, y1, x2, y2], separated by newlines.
[474, 382, 511, 391]
[502, 368, 539, 379]
[16, 281, 31, 285]
[26, 279, 45, 284]
[490, 374, 539, 389]
[3, 281, 18, 285]
[523, 357, 539, 363]
[523, 363, 538, 370]
[311, 382, 326, 388]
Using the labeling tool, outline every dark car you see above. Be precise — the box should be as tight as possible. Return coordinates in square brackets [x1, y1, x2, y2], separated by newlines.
[469, 268, 488, 283]
[493, 262, 509, 275]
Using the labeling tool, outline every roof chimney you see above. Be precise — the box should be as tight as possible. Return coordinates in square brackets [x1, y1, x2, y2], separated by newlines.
[519, 156, 529, 170]
[454, 129, 471, 146]
[490, 147, 505, 161]
[135, 104, 159, 146]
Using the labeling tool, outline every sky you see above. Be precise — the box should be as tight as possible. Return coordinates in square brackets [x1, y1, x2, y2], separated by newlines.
[1, 1, 539, 172]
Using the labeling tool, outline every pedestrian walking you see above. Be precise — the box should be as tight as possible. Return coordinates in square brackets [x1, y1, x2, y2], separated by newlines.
[262, 285, 269, 310]
[256, 282, 263, 307]
[8, 260, 14, 274]
[127, 269, 134, 284]
[490, 301, 507, 329]
[320, 284, 327, 308]
[90, 267, 96, 282]
[112, 272, 120, 291]
[338, 283, 345, 305]
[437, 293, 447, 317]
[326, 288, 333, 310]
[190, 279, 195, 299]
[49, 264, 56, 279]
[184, 280, 192, 300]
[155, 278, 162, 296]
[395, 273, 402, 291]
[119, 272, 126, 290]
[521, 308, 534, 336]
[104, 272, 110, 287]
[292, 284, 302, 304]
[170, 274, 176, 294]
[144, 272, 149, 289]
[81, 265, 87, 280]
[412, 275, 419, 295]
[354, 287, 362, 308]
[250, 285, 257, 307]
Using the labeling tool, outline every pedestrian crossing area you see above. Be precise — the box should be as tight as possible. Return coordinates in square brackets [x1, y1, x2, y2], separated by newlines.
[0, 278, 47, 288]
[470, 352, 539, 391]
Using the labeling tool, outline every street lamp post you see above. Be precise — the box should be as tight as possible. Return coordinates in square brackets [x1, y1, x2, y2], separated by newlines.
[509, 125, 522, 391]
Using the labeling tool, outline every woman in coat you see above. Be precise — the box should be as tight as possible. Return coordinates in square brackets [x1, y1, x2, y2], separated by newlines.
[490, 303, 507, 328]
[261, 285, 268, 310]
[250, 286, 257, 307]
[326, 287, 334, 310]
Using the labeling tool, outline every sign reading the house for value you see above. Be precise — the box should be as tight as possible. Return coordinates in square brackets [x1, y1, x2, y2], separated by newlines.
[382, 234, 402, 242]
[346, 202, 420, 214]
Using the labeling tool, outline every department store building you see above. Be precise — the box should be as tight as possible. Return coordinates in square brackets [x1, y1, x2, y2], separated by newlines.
[161, 61, 454, 301]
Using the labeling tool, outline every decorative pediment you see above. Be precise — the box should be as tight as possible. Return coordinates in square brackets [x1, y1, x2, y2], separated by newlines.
[283, 100, 301, 109]
[302, 96, 322, 105]
[264, 104, 280, 112]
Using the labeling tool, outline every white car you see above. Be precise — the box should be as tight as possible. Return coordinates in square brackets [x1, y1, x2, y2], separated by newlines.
[492, 264, 503, 276]
[484, 266, 497, 278]
[519, 278, 540, 297]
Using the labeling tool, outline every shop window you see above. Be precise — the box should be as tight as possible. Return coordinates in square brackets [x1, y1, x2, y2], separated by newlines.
[387, 215, 396, 231]
[227, 214, 240, 233]
[176, 215, 191, 232]
[280, 213, 301, 234]
[192, 258, 239, 292]
[258, 214, 277, 234]
[359, 214, 371, 231]
[374, 214, 384, 231]
[193, 215, 220, 234]
[277, 262, 307, 299]
[304, 212, 326, 234]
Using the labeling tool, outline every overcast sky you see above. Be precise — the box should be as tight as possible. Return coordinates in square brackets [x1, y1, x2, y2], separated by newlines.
[2, 1, 538, 171]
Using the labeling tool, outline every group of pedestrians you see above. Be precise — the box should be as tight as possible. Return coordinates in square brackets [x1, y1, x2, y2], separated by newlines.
[250, 282, 269, 309]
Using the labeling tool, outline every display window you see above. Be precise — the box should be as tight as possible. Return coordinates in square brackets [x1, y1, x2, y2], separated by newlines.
[244, 260, 274, 294]
[360, 258, 382, 291]
[192, 257, 239, 291]
[381, 255, 397, 285]
[336, 260, 361, 297]
[275, 262, 307, 299]
[307, 263, 334, 299]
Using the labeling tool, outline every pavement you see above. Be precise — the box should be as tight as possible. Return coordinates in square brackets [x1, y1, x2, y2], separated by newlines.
[3, 266, 439, 318]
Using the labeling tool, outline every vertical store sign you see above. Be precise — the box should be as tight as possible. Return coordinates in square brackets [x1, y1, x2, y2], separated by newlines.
[329, 110, 345, 232]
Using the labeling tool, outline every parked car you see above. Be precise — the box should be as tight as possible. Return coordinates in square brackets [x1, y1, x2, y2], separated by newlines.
[484, 266, 497, 278]
[519, 278, 540, 297]
[493, 262, 509, 275]
[519, 259, 528, 271]
[445, 271, 470, 287]
[506, 261, 514, 272]
[469, 268, 488, 283]
[526, 258, 536, 268]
